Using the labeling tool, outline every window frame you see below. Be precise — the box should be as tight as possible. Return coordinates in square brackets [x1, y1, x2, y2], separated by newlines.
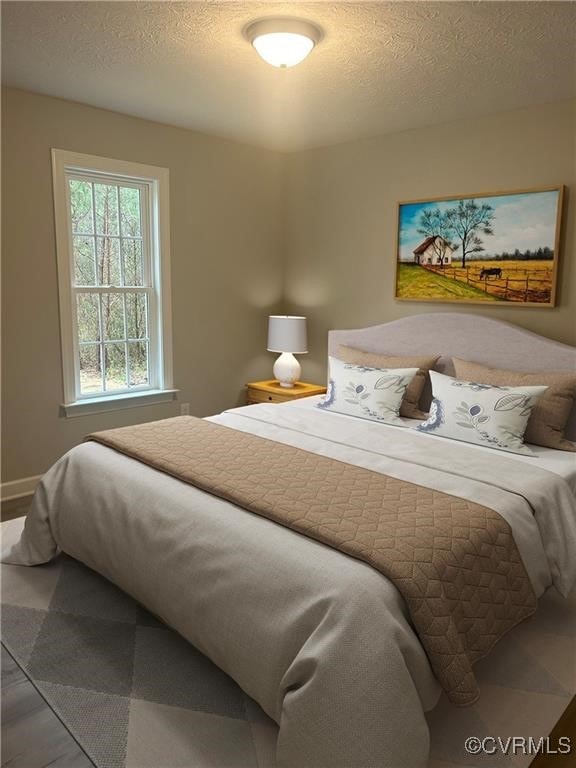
[51, 149, 175, 416]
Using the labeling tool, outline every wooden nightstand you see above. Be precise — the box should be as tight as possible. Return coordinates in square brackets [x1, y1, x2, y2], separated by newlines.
[246, 380, 327, 405]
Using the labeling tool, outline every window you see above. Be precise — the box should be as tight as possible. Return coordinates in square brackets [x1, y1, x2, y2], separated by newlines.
[52, 150, 174, 415]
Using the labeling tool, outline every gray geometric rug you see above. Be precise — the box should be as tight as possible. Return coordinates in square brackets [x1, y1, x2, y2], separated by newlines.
[2, 518, 575, 768]
[1, 551, 278, 768]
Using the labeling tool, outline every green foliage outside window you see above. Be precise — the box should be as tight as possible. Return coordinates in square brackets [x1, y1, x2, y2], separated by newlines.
[70, 179, 149, 393]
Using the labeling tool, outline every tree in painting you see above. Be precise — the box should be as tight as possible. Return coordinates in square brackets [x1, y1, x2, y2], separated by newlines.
[417, 199, 495, 268]
[417, 209, 454, 266]
[446, 199, 495, 267]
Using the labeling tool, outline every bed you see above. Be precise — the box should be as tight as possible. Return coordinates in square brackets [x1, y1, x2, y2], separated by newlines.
[3, 313, 576, 768]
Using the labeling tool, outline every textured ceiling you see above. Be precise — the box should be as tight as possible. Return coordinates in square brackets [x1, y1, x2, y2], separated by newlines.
[2, 1, 576, 151]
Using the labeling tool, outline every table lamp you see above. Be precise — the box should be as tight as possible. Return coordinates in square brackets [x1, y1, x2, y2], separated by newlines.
[267, 315, 308, 388]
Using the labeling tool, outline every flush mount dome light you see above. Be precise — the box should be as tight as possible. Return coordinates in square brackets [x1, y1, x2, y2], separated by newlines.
[245, 18, 322, 68]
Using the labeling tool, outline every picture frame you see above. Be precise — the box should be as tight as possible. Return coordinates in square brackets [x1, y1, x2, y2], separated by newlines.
[394, 186, 564, 307]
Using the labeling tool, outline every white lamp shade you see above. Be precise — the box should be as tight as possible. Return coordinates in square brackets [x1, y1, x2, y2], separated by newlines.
[267, 316, 308, 354]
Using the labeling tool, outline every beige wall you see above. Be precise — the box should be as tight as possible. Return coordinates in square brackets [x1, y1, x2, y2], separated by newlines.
[2, 88, 285, 482]
[3, 91, 575, 484]
[285, 100, 576, 385]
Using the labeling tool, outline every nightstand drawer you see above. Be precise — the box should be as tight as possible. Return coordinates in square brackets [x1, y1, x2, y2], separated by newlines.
[246, 380, 326, 406]
[247, 388, 293, 405]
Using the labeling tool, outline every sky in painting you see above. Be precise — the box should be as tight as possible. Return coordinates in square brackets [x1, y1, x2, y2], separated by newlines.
[398, 190, 559, 262]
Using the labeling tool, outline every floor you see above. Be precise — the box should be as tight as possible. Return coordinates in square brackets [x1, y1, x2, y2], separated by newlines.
[2, 634, 573, 768]
[530, 695, 576, 768]
[1, 492, 92, 767]
[2, 505, 574, 768]
[1, 502, 75, 767]
[1, 645, 95, 768]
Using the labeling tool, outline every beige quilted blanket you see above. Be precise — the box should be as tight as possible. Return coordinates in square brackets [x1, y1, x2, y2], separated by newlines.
[87, 415, 537, 705]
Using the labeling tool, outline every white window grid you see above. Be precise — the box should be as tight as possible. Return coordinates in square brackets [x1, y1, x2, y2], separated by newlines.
[66, 172, 159, 399]
[52, 149, 173, 408]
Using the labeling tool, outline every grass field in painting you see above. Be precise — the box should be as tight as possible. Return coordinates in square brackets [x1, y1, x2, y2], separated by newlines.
[453, 259, 553, 275]
[396, 264, 500, 301]
[421, 260, 553, 303]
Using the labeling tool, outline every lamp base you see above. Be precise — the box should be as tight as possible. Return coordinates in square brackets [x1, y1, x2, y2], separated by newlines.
[273, 352, 301, 388]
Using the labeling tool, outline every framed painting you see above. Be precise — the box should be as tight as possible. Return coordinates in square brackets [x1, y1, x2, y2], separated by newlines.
[394, 186, 564, 307]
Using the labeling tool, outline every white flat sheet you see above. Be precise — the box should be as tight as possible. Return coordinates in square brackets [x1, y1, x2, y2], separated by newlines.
[3, 401, 576, 768]
[285, 396, 576, 494]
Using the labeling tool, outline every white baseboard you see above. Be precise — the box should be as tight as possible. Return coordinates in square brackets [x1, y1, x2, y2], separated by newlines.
[1, 475, 42, 501]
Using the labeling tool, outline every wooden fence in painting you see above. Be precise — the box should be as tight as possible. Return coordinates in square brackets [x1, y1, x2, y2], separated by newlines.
[421, 264, 552, 303]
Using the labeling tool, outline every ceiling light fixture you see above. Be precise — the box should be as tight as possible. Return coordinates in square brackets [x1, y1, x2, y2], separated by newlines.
[244, 18, 322, 68]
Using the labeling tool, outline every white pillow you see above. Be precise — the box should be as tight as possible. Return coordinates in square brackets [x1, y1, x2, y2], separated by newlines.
[317, 356, 419, 425]
[414, 370, 548, 455]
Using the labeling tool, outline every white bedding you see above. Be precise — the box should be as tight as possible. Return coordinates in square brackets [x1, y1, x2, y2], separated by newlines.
[3, 399, 576, 768]
[286, 396, 576, 493]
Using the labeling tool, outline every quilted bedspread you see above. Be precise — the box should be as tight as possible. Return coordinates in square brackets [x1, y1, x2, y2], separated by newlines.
[87, 415, 537, 706]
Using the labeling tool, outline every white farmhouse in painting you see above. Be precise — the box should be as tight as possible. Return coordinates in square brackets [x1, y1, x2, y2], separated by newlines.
[413, 236, 454, 266]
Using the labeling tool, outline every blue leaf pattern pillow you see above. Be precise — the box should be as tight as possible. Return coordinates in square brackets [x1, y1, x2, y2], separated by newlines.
[317, 357, 419, 425]
[415, 370, 548, 455]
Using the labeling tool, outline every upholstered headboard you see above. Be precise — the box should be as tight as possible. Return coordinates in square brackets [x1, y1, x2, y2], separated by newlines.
[328, 313, 576, 441]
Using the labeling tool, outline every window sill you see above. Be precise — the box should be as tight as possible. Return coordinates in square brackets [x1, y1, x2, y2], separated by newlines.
[61, 389, 179, 418]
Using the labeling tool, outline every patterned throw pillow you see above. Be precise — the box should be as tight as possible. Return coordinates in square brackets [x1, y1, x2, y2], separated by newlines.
[336, 346, 439, 419]
[317, 357, 419, 425]
[414, 371, 548, 455]
[452, 358, 576, 452]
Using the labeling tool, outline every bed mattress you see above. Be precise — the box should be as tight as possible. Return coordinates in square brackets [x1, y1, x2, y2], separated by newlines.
[4, 399, 576, 767]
